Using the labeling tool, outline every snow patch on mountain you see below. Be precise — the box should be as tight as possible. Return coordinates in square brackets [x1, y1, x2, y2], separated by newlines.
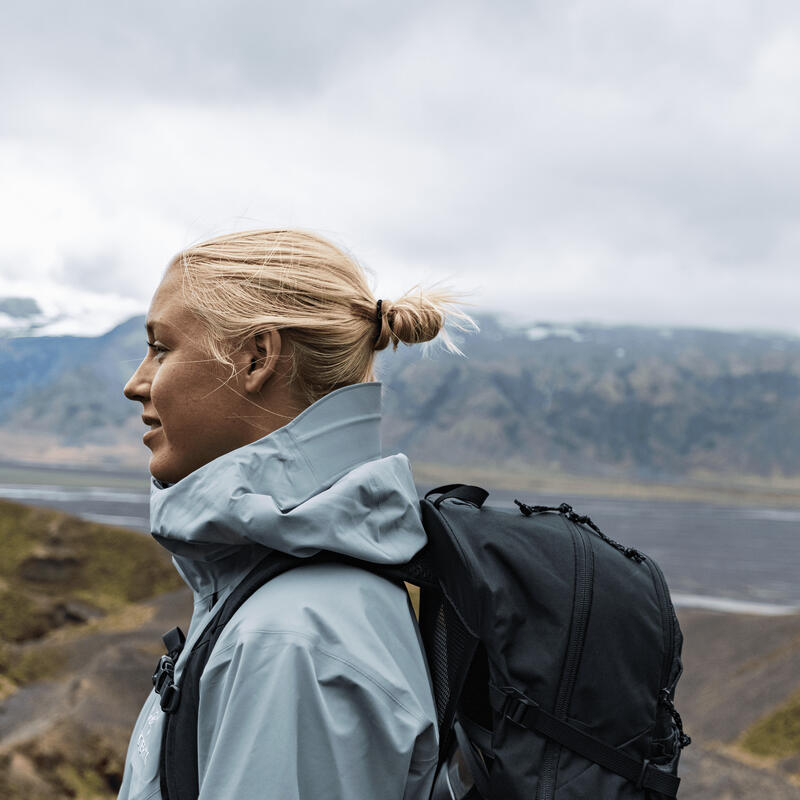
[525, 324, 585, 342]
[0, 282, 144, 338]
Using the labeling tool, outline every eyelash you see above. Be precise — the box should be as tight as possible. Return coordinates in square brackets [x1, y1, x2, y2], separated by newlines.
[147, 342, 167, 358]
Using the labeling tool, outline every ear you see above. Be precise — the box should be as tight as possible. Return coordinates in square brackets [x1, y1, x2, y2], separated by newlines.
[242, 329, 283, 394]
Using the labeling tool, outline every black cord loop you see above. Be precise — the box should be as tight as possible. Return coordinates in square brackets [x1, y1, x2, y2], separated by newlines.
[514, 499, 645, 562]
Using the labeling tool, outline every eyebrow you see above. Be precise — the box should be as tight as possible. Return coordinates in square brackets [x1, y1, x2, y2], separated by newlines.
[145, 320, 161, 337]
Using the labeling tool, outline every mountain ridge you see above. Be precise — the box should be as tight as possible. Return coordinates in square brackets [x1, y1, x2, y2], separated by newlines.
[1, 313, 798, 480]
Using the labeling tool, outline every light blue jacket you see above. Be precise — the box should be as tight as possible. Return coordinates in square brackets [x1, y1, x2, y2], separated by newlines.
[117, 382, 439, 800]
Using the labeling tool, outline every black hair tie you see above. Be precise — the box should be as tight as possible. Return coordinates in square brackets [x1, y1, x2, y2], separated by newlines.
[374, 299, 395, 346]
[374, 299, 383, 344]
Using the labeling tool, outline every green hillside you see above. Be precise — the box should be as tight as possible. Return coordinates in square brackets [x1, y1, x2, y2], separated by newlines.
[0, 499, 185, 799]
[0, 499, 182, 687]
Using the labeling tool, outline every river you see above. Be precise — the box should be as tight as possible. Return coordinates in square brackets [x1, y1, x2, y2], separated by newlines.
[1, 477, 798, 614]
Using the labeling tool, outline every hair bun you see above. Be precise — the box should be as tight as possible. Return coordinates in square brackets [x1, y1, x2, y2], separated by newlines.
[374, 295, 444, 352]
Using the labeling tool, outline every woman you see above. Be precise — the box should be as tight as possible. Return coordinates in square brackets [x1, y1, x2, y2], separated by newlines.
[118, 229, 475, 800]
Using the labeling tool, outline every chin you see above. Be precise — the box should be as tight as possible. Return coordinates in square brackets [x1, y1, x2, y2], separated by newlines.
[149, 447, 212, 485]
[148, 454, 187, 485]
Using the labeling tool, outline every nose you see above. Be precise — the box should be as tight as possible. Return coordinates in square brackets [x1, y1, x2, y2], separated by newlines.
[123, 356, 151, 403]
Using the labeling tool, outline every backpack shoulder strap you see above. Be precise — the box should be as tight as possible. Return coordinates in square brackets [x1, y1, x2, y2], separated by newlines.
[158, 547, 436, 800]
[159, 550, 310, 800]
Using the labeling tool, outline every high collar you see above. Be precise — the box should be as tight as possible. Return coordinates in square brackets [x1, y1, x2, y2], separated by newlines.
[152, 381, 383, 507]
[149, 382, 426, 598]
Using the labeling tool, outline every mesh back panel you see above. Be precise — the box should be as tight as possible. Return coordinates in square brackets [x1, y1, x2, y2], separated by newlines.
[431, 603, 450, 725]
[422, 589, 479, 756]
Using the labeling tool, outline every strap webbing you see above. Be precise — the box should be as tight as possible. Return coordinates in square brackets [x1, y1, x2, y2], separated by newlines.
[425, 484, 489, 510]
[489, 686, 680, 797]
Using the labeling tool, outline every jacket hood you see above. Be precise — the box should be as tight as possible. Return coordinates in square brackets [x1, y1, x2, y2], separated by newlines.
[149, 382, 426, 596]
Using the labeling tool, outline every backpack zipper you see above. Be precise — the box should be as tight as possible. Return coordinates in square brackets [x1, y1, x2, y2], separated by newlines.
[645, 556, 693, 752]
[644, 556, 674, 694]
[538, 522, 593, 800]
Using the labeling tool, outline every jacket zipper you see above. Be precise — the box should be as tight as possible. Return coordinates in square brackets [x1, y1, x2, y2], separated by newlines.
[644, 556, 674, 692]
[538, 522, 593, 800]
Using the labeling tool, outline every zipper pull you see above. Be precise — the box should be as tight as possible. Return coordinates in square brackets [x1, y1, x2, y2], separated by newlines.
[659, 688, 692, 748]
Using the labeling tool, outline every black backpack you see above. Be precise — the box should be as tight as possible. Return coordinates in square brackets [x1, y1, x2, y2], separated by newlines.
[152, 484, 690, 799]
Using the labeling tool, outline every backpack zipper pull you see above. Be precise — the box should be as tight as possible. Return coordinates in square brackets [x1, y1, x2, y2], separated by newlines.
[514, 499, 645, 562]
[659, 688, 692, 749]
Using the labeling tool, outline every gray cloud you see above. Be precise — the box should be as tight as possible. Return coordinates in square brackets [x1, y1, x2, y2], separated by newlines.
[2, 0, 799, 335]
[3, 0, 426, 103]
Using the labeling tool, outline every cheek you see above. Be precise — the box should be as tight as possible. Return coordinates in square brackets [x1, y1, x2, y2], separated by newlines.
[150, 361, 234, 440]
[150, 363, 198, 435]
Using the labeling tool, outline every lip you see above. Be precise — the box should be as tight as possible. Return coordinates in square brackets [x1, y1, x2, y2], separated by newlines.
[143, 425, 162, 444]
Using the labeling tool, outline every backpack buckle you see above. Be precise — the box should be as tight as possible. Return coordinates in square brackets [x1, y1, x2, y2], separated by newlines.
[503, 694, 538, 729]
[152, 654, 175, 695]
[159, 682, 181, 714]
[152, 654, 182, 713]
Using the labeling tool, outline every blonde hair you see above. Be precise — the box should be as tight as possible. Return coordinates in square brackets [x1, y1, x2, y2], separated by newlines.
[171, 229, 478, 408]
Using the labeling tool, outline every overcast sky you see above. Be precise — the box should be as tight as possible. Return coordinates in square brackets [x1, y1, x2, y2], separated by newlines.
[2, 0, 799, 336]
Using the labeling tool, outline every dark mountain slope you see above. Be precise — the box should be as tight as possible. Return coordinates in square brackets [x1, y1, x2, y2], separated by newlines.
[377, 319, 800, 479]
[1, 314, 798, 479]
